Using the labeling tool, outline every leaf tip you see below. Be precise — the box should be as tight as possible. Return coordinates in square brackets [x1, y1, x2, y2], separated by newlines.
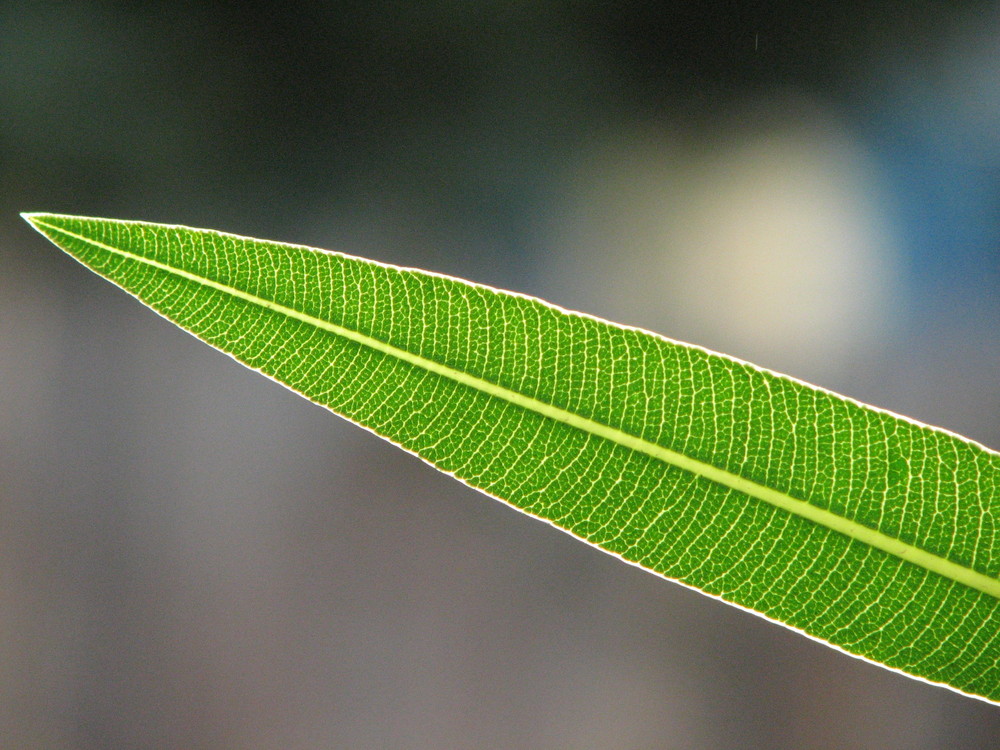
[21, 211, 58, 231]
[21, 213, 84, 248]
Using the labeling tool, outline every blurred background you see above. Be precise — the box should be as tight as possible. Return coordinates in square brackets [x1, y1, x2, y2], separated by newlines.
[2, 1, 999, 747]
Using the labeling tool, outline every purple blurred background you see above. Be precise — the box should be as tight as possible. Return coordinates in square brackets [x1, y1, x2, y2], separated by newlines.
[2, 2, 999, 747]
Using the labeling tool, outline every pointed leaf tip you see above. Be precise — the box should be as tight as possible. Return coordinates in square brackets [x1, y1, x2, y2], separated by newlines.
[21, 212, 59, 231]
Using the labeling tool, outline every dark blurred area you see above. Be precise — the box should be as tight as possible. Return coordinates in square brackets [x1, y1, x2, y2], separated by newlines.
[2, 1, 999, 748]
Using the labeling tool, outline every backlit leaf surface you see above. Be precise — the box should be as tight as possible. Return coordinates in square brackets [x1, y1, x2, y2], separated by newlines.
[25, 213, 1000, 703]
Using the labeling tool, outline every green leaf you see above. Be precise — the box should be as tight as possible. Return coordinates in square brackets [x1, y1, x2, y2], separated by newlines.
[24, 212, 1000, 704]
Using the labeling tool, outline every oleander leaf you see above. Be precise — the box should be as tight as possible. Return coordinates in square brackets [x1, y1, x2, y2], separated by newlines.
[24, 212, 1000, 703]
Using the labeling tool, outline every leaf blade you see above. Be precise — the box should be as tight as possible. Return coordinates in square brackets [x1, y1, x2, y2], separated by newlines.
[25, 212, 1000, 703]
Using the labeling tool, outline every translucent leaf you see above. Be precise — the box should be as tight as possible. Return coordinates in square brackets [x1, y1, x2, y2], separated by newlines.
[25, 213, 1000, 703]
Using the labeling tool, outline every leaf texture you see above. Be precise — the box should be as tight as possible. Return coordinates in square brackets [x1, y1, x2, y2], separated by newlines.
[25, 213, 1000, 703]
